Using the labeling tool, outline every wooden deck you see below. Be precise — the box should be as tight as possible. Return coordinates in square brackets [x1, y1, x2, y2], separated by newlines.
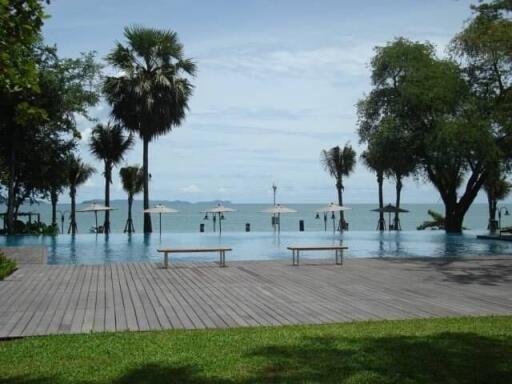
[0, 257, 511, 338]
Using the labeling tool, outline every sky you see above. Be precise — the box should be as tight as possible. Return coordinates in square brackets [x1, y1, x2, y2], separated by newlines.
[42, 0, 483, 204]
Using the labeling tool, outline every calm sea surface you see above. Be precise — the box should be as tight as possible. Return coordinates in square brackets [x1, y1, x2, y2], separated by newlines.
[0, 202, 505, 233]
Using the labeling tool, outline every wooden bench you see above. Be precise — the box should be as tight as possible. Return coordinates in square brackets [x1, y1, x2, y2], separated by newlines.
[157, 247, 232, 268]
[287, 245, 348, 266]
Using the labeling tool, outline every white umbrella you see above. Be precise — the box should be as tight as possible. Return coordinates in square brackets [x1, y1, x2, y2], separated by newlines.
[144, 204, 179, 236]
[261, 204, 297, 233]
[316, 203, 351, 233]
[77, 203, 116, 233]
[203, 204, 237, 234]
[315, 202, 351, 213]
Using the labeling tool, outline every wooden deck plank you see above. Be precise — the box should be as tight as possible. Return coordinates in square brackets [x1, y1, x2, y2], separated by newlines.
[0, 258, 511, 338]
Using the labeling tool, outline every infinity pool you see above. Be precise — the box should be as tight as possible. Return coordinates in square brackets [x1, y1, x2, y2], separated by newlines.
[1, 231, 511, 265]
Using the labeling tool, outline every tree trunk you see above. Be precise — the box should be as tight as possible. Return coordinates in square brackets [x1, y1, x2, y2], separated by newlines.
[336, 179, 346, 231]
[104, 162, 112, 234]
[444, 203, 464, 233]
[6, 144, 16, 234]
[127, 194, 133, 234]
[69, 186, 77, 235]
[143, 136, 152, 233]
[377, 171, 385, 231]
[487, 194, 498, 233]
[394, 176, 402, 231]
[50, 188, 58, 227]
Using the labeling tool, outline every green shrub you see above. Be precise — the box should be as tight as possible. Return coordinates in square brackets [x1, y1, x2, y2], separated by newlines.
[0, 221, 59, 236]
[0, 252, 16, 280]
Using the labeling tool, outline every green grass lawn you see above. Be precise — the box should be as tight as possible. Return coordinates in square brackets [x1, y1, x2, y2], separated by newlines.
[0, 316, 511, 383]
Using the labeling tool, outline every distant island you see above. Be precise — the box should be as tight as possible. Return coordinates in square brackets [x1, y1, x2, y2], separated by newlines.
[81, 199, 232, 205]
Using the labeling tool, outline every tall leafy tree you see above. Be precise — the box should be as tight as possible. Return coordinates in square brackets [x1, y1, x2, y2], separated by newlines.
[484, 167, 511, 232]
[89, 123, 133, 233]
[358, 37, 502, 233]
[66, 155, 95, 235]
[119, 165, 144, 233]
[0, 45, 100, 232]
[40, 135, 75, 228]
[321, 143, 356, 230]
[0, 0, 48, 92]
[361, 138, 389, 231]
[451, 0, 512, 134]
[103, 26, 196, 233]
[1, 0, 48, 230]
[375, 119, 417, 230]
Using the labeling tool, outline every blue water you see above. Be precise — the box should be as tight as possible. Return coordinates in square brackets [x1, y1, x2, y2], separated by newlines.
[1, 231, 511, 265]
[1, 202, 506, 233]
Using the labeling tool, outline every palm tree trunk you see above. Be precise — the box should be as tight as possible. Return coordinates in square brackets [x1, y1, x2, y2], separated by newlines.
[104, 162, 112, 234]
[336, 179, 345, 231]
[488, 193, 498, 233]
[127, 194, 133, 233]
[394, 176, 402, 231]
[143, 136, 152, 233]
[6, 143, 16, 234]
[69, 187, 77, 235]
[50, 187, 58, 227]
[377, 171, 385, 231]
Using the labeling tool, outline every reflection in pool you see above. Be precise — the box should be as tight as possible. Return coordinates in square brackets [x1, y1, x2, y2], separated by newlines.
[0, 231, 511, 265]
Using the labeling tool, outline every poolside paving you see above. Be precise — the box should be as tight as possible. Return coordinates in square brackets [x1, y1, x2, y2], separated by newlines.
[0, 257, 511, 338]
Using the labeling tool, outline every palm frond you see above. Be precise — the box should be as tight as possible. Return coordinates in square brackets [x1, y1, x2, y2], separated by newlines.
[89, 122, 134, 166]
[67, 155, 95, 188]
[103, 25, 196, 141]
[119, 165, 144, 196]
[321, 143, 357, 180]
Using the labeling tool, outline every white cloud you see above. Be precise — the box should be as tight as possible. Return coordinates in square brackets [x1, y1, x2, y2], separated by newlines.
[202, 43, 374, 81]
[180, 184, 201, 193]
[84, 178, 97, 188]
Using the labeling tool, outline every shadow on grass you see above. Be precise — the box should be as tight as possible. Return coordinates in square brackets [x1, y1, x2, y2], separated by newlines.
[246, 332, 512, 383]
[112, 364, 232, 384]
[0, 332, 510, 383]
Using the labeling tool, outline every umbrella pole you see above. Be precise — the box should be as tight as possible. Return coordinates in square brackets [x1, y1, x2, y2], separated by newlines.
[95, 212, 98, 233]
[219, 213, 222, 235]
[159, 213, 162, 237]
[278, 213, 280, 235]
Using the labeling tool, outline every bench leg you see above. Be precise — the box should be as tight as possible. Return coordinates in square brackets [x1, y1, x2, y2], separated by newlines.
[336, 250, 343, 265]
[164, 252, 169, 269]
[220, 251, 226, 267]
[292, 250, 299, 266]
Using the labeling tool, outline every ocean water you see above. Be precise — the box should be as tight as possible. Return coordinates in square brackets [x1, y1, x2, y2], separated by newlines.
[0, 201, 503, 233]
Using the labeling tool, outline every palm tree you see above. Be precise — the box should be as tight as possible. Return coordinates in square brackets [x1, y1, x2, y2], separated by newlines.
[361, 148, 387, 231]
[119, 165, 144, 233]
[103, 26, 196, 233]
[66, 155, 95, 235]
[321, 143, 356, 230]
[484, 171, 511, 233]
[89, 122, 133, 234]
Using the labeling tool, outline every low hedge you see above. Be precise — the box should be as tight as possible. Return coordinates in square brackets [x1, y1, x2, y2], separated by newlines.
[0, 252, 16, 280]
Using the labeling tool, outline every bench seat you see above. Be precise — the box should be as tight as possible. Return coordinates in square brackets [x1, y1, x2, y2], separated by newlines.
[287, 245, 348, 266]
[157, 247, 232, 268]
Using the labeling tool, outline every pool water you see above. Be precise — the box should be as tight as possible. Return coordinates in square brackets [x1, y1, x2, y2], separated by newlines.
[1, 231, 511, 265]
